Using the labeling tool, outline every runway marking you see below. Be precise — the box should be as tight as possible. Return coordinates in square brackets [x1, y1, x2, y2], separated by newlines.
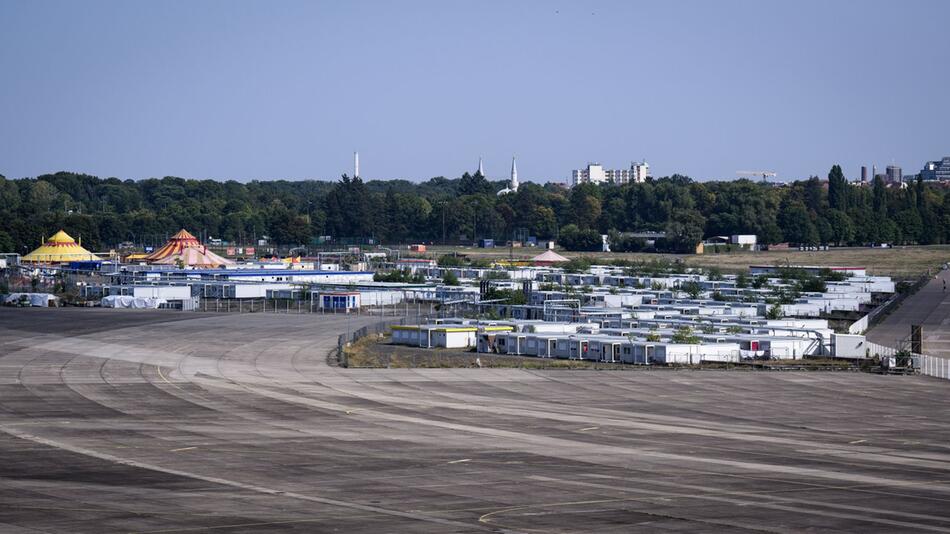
[156, 365, 177, 388]
[478, 495, 781, 533]
[170, 446, 197, 452]
[529, 475, 950, 533]
[578, 426, 599, 432]
[216, 378, 950, 496]
[850, 439, 867, 444]
[0, 425, 496, 533]
[447, 458, 471, 464]
[320, 382, 950, 472]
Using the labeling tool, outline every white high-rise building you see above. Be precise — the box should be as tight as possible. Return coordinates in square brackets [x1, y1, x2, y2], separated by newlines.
[572, 161, 649, 186]
[354, 151, 360, 178]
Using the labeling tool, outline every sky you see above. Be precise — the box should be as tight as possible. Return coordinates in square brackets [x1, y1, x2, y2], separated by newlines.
[1, 0, 948, 184]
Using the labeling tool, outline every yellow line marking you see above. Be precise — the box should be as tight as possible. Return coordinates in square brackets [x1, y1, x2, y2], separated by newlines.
[156, 365, 176, 387]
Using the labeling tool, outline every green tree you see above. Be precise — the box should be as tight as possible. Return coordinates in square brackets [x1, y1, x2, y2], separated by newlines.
[826, 209, 855, 246]
[827, 164, 849, 211]
[671, 327, 700, 344]
[442, 271, 460, 286]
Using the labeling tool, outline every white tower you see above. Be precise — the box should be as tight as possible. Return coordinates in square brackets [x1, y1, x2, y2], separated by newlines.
[354, 151, 360, 179]
[477, 156, 485, 177]
[510, 156, 519, 192]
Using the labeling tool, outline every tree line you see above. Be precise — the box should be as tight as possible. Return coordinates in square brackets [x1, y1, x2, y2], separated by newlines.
[1, 166, 948, 254]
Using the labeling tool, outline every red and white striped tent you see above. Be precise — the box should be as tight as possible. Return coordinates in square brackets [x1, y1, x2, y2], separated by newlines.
[145, 229, 233, 268]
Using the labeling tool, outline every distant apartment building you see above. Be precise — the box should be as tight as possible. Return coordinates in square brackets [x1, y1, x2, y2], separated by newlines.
[920, 157, 950, 181]
[886, 165, 902, 184]
[572, 161, 650, 186]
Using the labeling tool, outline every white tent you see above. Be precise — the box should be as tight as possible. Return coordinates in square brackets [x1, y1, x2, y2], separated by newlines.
[101, 295, 167, 309]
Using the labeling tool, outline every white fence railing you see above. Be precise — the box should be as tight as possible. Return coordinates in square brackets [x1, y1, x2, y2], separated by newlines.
[864, 341, 898, 358]
[919, 355, 950, 381]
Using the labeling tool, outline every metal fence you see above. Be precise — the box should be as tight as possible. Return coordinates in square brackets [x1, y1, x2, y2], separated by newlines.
[196, 298, 434, 316]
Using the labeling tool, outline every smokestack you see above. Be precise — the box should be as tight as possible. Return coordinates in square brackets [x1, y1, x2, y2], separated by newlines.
[354, 151, 360, 179]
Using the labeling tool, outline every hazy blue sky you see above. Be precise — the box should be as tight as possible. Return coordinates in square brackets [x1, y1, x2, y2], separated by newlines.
[1, 0, 948, 183]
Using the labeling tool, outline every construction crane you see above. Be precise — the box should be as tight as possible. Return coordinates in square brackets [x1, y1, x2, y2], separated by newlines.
[736, 170, 778, 182]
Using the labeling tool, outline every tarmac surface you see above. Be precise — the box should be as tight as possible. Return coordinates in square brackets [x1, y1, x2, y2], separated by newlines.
[868, 269, 950, 358]
[3, 308, 950, 533]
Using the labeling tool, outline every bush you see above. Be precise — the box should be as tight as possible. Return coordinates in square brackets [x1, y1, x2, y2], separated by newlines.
[796, 276, 827, 293]
[766, 304, 784, 320]
[437, 254, 465, 267]
[374, 269, 424, 283]
[680, 280, 702, 299]
[735, 272, 749, 288]
[671, 326, 700, 344]
[818, 268, 848, 281]
[483, 288, 527, 305]
[562, 257, 592, 273]
[442, 271, 460, 286]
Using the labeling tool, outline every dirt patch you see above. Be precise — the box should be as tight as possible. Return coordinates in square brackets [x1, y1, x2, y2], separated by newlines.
[343, 337, 860, 371]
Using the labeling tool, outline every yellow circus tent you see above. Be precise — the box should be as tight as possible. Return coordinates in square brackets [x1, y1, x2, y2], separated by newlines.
[22, 230, 100, 263]
[146, 229, 233, 268]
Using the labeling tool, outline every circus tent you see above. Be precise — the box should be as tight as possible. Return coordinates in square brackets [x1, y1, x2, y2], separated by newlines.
[21, 230, 100, 263]
[145, 229, 233, 268]
[530, 250, 569, 266]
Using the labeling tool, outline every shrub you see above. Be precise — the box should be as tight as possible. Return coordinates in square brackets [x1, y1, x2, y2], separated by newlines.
[680, 281, 703, 299]
[766, 304, 784, 320]
[562, 257, 592, 273]
[671, 326, 700, 344]
[735, 272, 749, 288]
[437, 254, 465, 267]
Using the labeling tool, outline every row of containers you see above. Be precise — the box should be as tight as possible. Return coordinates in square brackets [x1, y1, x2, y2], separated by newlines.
[389, 318, 872, 364]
